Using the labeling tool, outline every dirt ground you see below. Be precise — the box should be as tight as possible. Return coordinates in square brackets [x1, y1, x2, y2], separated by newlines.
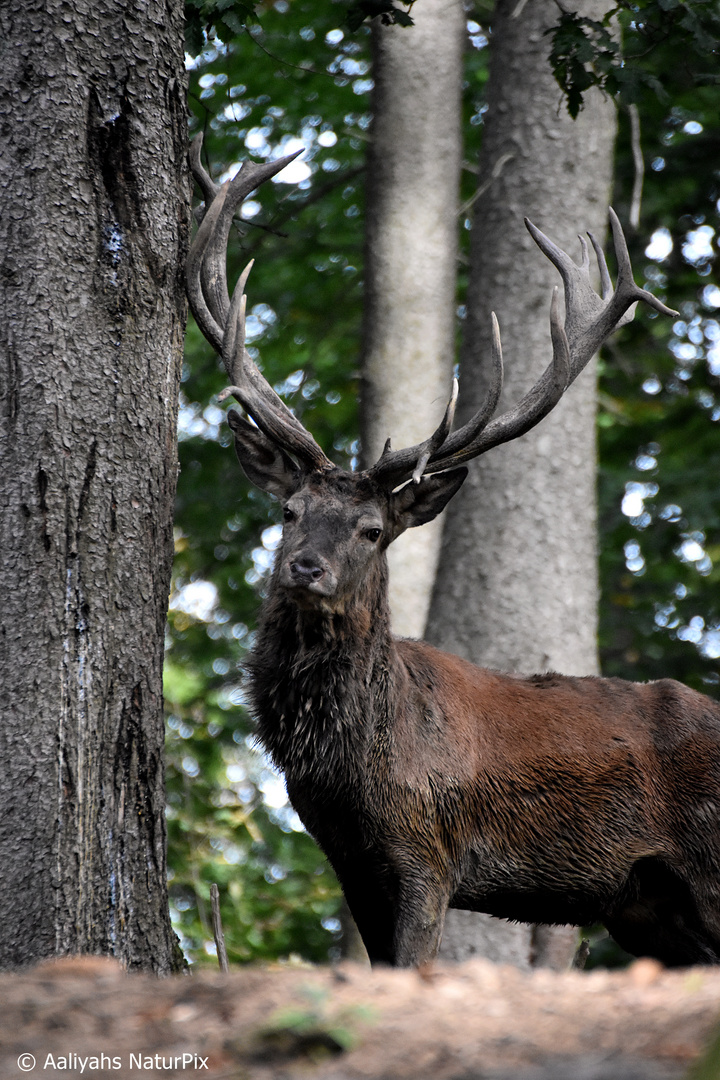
[1, 955, 719, 1080]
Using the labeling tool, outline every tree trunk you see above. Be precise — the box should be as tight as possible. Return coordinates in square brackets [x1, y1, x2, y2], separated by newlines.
[0, 1, 188, 972]
[427, 0, 617, 969]
[360, 0, 465, 638]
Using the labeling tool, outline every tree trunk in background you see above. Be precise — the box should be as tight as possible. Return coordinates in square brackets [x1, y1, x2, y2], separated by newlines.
[0, 2, 188, 972]
[360, 0, 465, 638]
[427, 0, 617, 969]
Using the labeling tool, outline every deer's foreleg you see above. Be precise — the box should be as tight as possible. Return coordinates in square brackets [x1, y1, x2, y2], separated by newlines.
[389, 872, 451, 967]
[337, 858, 450, 967]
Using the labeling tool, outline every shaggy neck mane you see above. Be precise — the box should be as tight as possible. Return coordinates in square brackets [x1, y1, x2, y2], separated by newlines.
[247, 554, 397, 785]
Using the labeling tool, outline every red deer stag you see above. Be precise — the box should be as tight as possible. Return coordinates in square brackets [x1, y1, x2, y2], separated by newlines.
[187, 136, 720, 969]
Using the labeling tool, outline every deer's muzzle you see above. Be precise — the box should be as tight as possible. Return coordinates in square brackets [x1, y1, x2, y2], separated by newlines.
[280, 552, 338, 600]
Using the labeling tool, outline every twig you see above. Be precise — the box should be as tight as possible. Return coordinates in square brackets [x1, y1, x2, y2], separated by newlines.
[245, 26, 336, 79]
[242, 164, 366, 259]
[628, 103, 644, 229]
[210, 883, 229, 973]
[572, 938, 591, 969]
[234, 217, 290, 240]
[459, 152, 515, 217]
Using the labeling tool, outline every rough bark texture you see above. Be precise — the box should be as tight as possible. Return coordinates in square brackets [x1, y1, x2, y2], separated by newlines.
[360, 0, 465, 638]
[427, 0, 617, 967]
[0, 1, 189, 972]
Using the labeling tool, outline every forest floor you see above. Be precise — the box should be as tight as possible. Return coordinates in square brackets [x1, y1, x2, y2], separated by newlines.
[1, 955, 719, 1080]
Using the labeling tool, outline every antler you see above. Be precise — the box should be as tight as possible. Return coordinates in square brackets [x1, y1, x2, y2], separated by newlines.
[368, 209, 677, 489]
[187, 133, 333, 474]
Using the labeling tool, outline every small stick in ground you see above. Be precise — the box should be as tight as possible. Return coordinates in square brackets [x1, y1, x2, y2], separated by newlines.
[210, 883, 229, 973]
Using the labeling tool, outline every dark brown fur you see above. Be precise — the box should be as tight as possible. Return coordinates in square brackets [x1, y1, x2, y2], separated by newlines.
[242, 465, 720, 968]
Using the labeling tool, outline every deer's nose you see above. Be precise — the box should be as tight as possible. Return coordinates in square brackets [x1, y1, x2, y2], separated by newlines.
[290, 559, 325, 584]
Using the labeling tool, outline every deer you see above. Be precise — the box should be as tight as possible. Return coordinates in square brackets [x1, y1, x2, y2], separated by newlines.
[186, 134, 720, 969]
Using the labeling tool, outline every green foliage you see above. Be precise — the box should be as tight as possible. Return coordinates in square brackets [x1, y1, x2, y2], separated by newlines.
[165, 655, 341, 963]
[548, 1, 719, 117]
[598, 55, 720, 694]
[688, 1015, 720, 1080]
[548, 13, 621, 119]
[345, 0, 415, 32]
[252, 986, 375, 1058]
[183, 0, 416, 55]
[185, 0, 259, 55]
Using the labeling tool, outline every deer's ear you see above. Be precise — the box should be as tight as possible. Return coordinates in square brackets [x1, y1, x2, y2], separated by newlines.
[388, 467, 468, 537]
[227, 409, 301, 499]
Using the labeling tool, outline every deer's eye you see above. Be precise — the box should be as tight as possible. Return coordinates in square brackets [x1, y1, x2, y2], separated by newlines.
[283, 507, 295, 523]
[364, 528, 382, 543]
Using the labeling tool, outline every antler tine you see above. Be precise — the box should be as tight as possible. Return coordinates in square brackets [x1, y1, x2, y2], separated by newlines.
[587, 230, 612, 301]
[221, 259, 254, 384]
[215, 259, 332, 472]
[367, 310, 504, 489]
[220, 262, 318, 437]
[445, 309, 506, 452]
[411, 379, 459, 485]
[418, 287, 570, 472]
[186, 185, 229, 353]
[416, 210, 676, 472]
[190, 146, 304, 333]
[189, 132, 220, 207]
[526, 209, 676, 374]
[577, 234, 591, 274]
[188, 143, 333, 475]
[368, 210, 677, 483]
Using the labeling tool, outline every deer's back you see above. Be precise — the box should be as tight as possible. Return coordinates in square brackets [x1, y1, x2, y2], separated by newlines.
[395, 638, 720, 774]
[393, 640, 720, 853]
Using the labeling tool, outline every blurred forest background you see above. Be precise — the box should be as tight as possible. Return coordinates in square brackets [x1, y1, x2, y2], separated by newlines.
[165, 0, 720, 967]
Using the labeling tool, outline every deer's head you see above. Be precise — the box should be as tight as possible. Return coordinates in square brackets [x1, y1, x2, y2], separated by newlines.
[229, 421, 466, 609]
[187, 134, 676, 614]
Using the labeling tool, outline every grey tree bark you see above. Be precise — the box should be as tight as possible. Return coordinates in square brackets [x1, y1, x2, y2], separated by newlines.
[427, 0, 618, 968]
[0, 1, 188, 972]
[360, 0, 465, 638]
